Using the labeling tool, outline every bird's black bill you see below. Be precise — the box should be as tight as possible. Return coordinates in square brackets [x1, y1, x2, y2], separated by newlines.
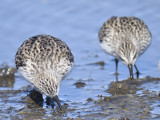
[115, 58, 119, 74]
[53, 95, 63, 110]
[128, 64, 134, 80]
[115, 58, 119, 81]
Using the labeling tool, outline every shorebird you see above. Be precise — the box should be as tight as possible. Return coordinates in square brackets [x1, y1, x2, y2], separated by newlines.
[98, 16, 151, 80]
[15, 35, 74, 110]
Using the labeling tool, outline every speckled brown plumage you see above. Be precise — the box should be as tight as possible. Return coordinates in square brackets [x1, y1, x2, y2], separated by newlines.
[15, 35, 74, 110]
[98, 16, 151, 79]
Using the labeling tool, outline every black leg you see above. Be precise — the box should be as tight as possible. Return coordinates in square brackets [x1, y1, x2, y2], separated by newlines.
[128, 64, 134, 80]
[134, 64, 139, 78]
[53, 95, 63, 110]
[28, 88, 43, 106]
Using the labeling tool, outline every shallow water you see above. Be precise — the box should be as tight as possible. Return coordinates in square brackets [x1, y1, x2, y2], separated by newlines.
[0, 0, 160, 119]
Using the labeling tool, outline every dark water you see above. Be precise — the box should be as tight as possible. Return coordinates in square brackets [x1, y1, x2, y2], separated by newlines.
[0, 0, 160, 119]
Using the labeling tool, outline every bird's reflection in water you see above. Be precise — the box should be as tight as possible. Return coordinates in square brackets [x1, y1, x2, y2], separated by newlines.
[28, 89, 59, 109]
[115, 72, 139, 81]
[28, 89, 44, 106]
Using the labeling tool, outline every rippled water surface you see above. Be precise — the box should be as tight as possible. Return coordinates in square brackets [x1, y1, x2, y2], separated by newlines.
[0, 0, 160, 119]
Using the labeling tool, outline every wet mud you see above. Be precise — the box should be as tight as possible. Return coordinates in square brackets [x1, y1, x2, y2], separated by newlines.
[1, 0, 160, 120]
[0, 66, 160, 120]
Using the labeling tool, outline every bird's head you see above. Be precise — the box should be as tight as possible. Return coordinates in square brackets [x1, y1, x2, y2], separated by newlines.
[118, 39, 139, 80]
[118, 40, 138, 66]
[35, 74, 61, 98]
